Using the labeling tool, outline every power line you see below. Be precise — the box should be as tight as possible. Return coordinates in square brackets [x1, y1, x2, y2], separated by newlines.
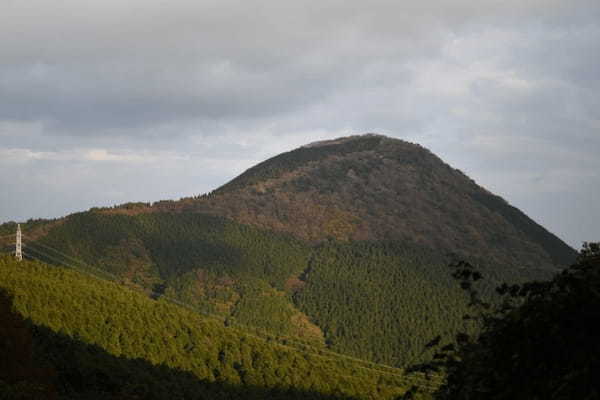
[20, 246, 435, 384]
[18, 250, 442, 388]
[23, 241, 118, 280]
[16, 237, 444, 387]
[22, 247, 115, 283]
[23, 243, 99, 273]
[30, 249, 440, 383]
[22, 236, 104, 271]
[10, 229, 420, 380]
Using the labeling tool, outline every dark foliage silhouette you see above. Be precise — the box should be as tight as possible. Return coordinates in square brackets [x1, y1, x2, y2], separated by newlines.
[407, 242, 600, 399]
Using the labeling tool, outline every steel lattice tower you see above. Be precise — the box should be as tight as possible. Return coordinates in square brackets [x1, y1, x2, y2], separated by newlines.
[15, 224, 22, 261]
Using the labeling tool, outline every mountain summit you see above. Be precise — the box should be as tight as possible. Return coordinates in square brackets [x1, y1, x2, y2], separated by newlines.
[170, 134, 575, 270]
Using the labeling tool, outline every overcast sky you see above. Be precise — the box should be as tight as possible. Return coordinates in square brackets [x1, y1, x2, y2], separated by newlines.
[1, 0, 598, 248]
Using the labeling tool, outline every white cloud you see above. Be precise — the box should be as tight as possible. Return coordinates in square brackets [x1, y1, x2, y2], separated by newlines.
[0, 147, 187, 164]
[83, 149, 158, 163]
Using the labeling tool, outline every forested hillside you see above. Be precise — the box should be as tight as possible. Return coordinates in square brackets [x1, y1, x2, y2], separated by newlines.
[0, 134, 577, 372]
[0, 256, 440, 399]
[1, 212, 475, 367]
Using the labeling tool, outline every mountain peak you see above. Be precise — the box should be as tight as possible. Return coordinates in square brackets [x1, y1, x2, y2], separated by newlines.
[302, 133, 387, 148]
[184, 134, 575, 269]
[214, 133, 434, 194]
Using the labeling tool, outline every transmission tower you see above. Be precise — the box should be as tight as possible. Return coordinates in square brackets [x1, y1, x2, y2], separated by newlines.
[15, 224, 22, 261]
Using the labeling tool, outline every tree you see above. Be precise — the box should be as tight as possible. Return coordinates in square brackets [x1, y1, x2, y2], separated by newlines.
[410, 243, 600, 400]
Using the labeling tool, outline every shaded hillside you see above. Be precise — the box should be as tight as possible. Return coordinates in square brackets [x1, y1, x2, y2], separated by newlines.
[0, 257, 434, 399]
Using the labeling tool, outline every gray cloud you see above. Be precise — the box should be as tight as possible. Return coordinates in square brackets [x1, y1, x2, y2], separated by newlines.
[1, 0, 599, 248]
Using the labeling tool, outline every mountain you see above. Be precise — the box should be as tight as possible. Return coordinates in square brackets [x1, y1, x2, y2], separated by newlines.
[184, 134, 574, 269]
[0, 134, 577, 370]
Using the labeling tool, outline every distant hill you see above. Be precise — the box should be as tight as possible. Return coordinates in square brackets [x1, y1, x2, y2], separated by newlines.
[0, 134, 577, 370]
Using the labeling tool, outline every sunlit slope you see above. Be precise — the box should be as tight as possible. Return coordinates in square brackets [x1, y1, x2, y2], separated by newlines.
[0, 256, 441, 399]
[15, 212, 325, 343]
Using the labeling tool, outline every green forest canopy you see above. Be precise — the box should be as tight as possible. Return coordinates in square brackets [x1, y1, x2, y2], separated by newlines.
[0, 256, 440, 399]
